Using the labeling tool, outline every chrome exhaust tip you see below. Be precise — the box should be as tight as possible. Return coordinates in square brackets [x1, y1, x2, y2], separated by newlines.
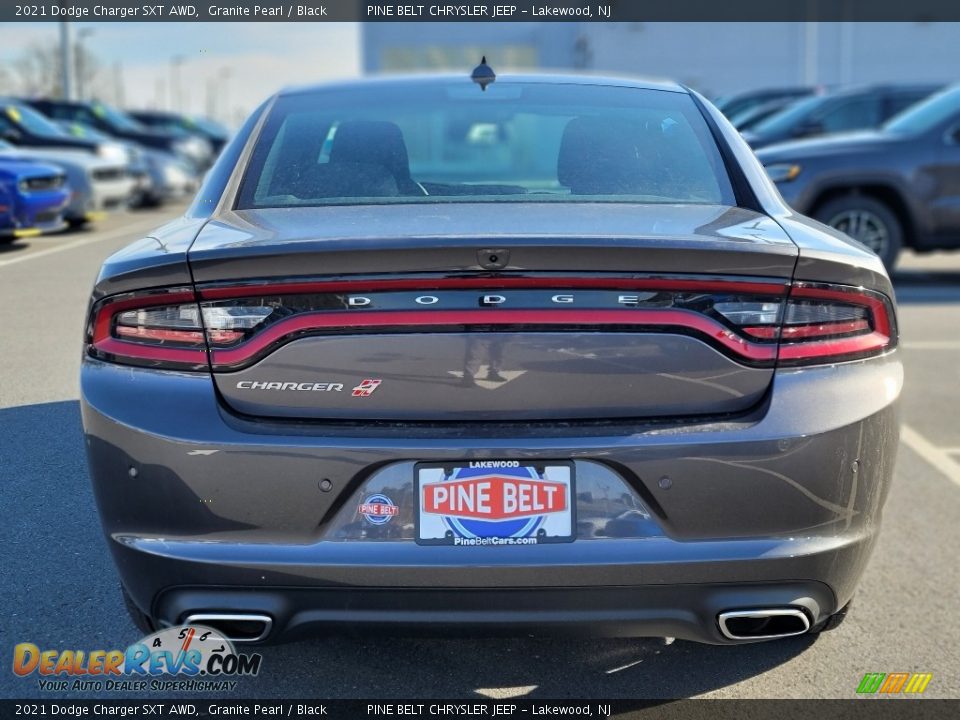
[182, 613, 273, 643]
[718, 608, 811, 640]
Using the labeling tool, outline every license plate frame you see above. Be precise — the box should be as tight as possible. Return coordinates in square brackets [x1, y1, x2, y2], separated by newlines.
[414, 460, 576, 546]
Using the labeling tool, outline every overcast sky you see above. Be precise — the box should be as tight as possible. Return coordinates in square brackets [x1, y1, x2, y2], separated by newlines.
[0, 22, 362, 125]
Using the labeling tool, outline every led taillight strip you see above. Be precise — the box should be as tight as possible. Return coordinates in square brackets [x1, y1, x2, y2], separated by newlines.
[778, 331, 891, 361]
[92, 336, 207, 366]
[90, 307, 778, 370]
[115, 326, 207, 343]
[205, 308, 778, 368]
[87, 277, 896, 371]
[780, 319, 871, 340]
[744, 319, 871, 340]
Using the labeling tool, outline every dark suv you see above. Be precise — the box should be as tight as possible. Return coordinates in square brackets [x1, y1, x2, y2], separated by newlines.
[757, 85, 960, 268]
[26, 99, 212, 173]
[743, 84, 940, 149]
[24, 99, 186, 155]
[128, 110, 229, 155]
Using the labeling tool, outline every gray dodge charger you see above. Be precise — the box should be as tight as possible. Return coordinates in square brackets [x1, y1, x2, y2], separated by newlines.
[81, 71, 901, 645]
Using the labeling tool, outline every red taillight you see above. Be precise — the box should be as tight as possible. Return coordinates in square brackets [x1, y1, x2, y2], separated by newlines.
[780, 319, 871, 340]
[86, 287, 209, 370]
[115, 325, 207, 343]
[85, 277, 896, 371]
[776, 283, 895, 364]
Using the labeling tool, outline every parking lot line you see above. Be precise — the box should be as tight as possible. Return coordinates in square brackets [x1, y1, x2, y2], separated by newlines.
[901, 341, 960, 350]
[901, 424, 960, 488]
[0, 214, 171, 269]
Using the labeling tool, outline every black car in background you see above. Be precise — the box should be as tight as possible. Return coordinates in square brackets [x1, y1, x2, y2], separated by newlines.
[23, 99, 211, 170]
[129, 110, 230, 154]
[55, 120, 197, 208]
[0, 99, 103, 155]
[728, 97, 804, 131]
[715, 87, 814, 120]
[758, 84, 960, 269]
[743, 84, 941, 149]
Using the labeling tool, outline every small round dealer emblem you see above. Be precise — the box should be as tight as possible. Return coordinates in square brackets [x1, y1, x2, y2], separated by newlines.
[359, 494, 398, 525]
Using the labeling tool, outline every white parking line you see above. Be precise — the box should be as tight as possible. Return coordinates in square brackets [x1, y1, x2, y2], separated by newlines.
[901, 424, 960, 489]
[475, 686, 537, 699]
[901, 341, 960, 350]
[0, 214, 170, 269]
[606, 658, 645, 674]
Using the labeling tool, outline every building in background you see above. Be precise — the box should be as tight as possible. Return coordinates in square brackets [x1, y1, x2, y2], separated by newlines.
[362, 23, 583, 75]
[362, 22, 960, 98]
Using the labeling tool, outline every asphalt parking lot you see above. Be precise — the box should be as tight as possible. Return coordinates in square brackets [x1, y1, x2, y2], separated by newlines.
[2, 207, 959, 700]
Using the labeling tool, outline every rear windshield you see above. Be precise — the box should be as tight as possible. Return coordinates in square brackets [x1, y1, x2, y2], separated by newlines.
[236, 81, 735, 208]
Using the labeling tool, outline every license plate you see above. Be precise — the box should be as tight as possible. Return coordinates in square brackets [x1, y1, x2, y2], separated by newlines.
[415, 461, 575, 546]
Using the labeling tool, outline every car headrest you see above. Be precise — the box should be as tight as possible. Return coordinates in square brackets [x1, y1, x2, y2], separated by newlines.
[557, 116, 659, 195]
[288, 161, 400, 199]
[330, 120, 412, 182]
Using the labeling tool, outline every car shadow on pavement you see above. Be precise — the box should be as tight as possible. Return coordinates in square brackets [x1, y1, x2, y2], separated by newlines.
[257, 632, 816, 700]
[0, 240, 29, 255]
[1, 400, 816, 700]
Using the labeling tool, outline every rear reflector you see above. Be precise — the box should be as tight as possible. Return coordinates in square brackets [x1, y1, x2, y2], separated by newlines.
[85, 276, 896, 371]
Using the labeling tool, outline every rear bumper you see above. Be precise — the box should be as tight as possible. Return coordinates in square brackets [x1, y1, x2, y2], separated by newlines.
[81, 353, 902, 643]
[1, 217, 67, 237]
[155, 582, 834, 645]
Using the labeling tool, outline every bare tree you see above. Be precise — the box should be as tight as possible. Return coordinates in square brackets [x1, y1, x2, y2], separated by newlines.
[74, 42, 100, 101]
[11, 42, 100, 99]
[13, 43, 61, 97]
[0, 66, 16, 96]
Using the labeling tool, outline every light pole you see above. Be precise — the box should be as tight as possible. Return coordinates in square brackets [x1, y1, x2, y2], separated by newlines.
[218, 67, 232, 125]
[75, 27, 95, 102]
[59, 22, 73, 100]
[113, 61, 125, 106]
[170, 55, 185, 112]
[802, 22, 818, 86]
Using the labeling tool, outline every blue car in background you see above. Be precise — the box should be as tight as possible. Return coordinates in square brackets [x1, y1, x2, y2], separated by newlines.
[0, 159, 70, 241]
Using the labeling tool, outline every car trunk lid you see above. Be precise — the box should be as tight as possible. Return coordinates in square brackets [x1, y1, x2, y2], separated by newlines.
[188, 203, 797, 421]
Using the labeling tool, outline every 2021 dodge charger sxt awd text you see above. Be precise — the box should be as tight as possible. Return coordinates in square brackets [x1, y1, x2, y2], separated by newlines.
[81, 72, 901, 645]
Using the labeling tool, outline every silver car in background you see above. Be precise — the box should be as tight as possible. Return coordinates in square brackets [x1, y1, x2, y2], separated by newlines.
[0, 140, 133, 227]
[56, 121, 197, 208]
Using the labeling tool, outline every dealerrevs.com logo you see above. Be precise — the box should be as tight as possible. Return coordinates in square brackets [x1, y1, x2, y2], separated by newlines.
[13, 626, 262, 692]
